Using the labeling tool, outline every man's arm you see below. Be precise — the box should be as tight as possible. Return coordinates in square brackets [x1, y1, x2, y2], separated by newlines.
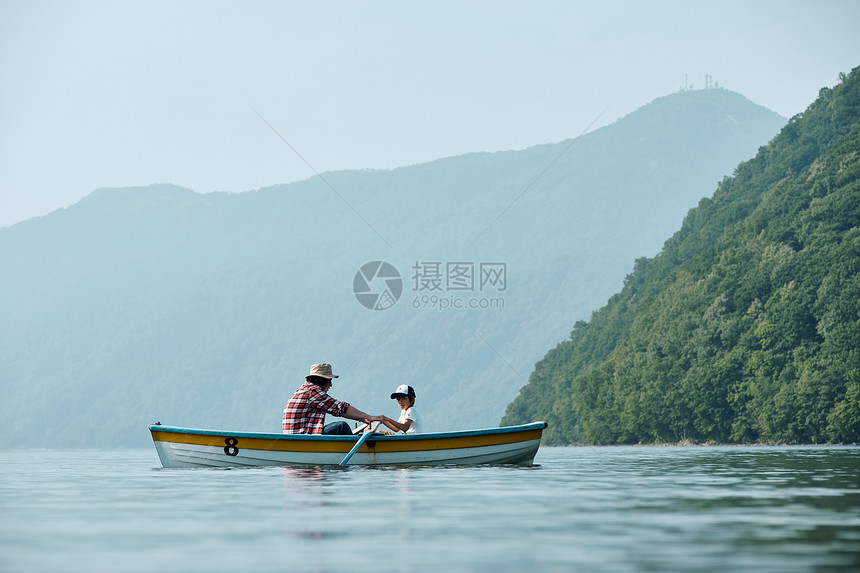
[342, 405, 383, 424]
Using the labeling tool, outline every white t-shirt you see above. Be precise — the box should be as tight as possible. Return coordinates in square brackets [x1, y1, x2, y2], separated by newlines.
[397, 407, 419, 434]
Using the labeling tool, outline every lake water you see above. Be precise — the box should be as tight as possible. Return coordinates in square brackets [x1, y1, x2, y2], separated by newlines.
[1, 446, 858, 572]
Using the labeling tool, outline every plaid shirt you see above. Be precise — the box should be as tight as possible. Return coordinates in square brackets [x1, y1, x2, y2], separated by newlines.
[282, 381, 351, 434]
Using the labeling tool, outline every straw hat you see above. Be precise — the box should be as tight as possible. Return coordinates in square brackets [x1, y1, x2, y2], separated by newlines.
[308, 363, 339, 379]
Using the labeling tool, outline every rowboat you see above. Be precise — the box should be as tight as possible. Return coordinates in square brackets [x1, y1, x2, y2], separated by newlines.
[149, 421, 547, 468]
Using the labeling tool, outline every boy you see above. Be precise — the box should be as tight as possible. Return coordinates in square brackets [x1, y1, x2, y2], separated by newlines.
[381, 384, 419, 434]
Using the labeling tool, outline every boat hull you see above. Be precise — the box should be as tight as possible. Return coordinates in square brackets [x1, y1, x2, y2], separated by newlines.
[149, 422, 547, 468]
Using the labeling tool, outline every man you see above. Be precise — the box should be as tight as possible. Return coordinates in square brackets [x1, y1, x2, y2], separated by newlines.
[282, 363, 383, 435]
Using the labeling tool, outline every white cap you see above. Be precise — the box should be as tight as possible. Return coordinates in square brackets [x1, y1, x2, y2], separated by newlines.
[390, 384, 415, 399]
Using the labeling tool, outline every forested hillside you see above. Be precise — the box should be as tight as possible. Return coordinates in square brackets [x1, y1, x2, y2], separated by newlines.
[503, 68, 860, 444]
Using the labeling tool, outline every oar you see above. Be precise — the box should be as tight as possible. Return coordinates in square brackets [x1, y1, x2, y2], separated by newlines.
[339, 422, 378, 466]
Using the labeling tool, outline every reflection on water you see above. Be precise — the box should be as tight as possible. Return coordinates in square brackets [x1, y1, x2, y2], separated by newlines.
[280, 465, 418, 543]
[281, 466, 328, 482]
[0, 447, 858, 572]
[396, 468, 414, 544]
[281, 466, 329, 540]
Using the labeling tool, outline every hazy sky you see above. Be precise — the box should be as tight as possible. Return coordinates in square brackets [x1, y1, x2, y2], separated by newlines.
[1, 0, 858, 228]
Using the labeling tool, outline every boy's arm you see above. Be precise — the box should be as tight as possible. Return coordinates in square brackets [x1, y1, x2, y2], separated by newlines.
[381, 415, 412, 433]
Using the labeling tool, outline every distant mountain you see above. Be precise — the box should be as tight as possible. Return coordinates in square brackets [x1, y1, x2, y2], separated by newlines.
[502, 68, 860, 444]
[0, 88, 785, 447]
